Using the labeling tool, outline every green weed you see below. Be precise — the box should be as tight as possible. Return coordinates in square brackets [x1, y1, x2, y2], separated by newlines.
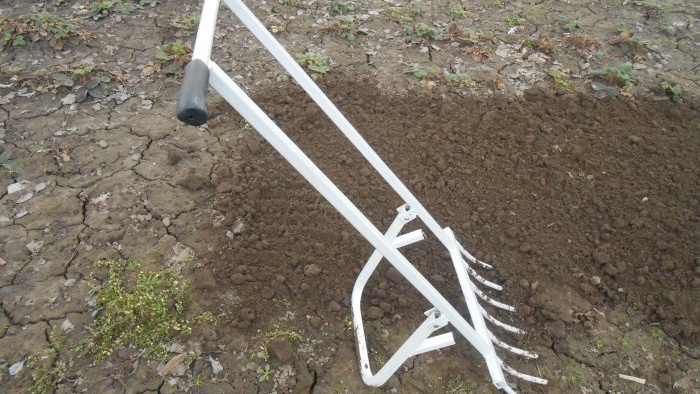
[405, 23, 439, 40]
[78, 260, 193, 363]
[1, 13, 81, 49]
[90, 1, 135, 19]
[649, 326, 665, 340]
[156, 41, 190, 64]
[445, 376, 475, 393]
[31, 329, 69, 393]
[171, 14, 200, 30]
[323, 16, 357, 40]
[548, 70, 572, 91]
[295, 52, 330, 74]
[559, 16, 579, 33]
[450, 4, 469, 19]
[524, 37, 556, 54]
[330, 1, 357, 14]
[257, 363, 273, 382]
[387, 7, 410, 22]
[604, 62, 637, 86]
[506, 17, 524, 27]
[660, 81, 682, 100]
[0, 150, 24, 174]
[620, 336, 632, 349]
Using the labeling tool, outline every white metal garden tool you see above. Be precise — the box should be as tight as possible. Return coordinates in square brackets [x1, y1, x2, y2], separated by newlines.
[176, 1, 548, 392]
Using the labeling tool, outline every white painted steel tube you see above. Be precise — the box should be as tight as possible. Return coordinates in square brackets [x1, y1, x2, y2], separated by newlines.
[191, 0, 220, 63]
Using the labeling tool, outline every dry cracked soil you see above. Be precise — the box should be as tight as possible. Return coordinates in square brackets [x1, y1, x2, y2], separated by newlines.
[0, 1, 698, 394]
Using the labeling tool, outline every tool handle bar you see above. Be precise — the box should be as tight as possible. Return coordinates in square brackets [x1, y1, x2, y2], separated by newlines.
[176, 59, 210, 126]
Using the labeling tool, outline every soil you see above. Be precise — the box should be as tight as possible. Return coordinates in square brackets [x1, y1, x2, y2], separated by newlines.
[0, 1, 698, 394]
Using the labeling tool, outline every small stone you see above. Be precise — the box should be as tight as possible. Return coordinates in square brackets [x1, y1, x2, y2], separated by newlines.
[430, 274, 445, 283]
[237, 308, 255, 322]
[216, 182, 234, 193]
[301, 283, 311, 292]
[61, 93, 76, 105]
[226, 230, 234, 239]
[208, 355, 223, 375]
[162, 216, 171, 227]
[628, 135, 643, 144]
[519, 279, 530, 289]
[25, 240, 44, 254]
[309, 316, 322, 328]
[261, 286, 275, 299]
[385, 267, 402, 283]
[673, 376, 693, 391]
[97, 140, 108, 148]
[246, 137, 261, 154]
[9, 360, 24, 376]
[193, 269, 217, 290]
[593, 250, 610, 265]
[327, 300, 342, 312]
[63, 278, 77, 287]
[232, 220, 246, 235]
[590, 276, 602, 286]
[519, 243, 533, 253]
[230, 273, 246, 285]
[603, 263, 618, 276]
[303, 264, 321, 277]
[366, 306, 384, 320]
[267, 337, 294, 365]
[379, 302, 393, 313]
[60, 319, 74, 333]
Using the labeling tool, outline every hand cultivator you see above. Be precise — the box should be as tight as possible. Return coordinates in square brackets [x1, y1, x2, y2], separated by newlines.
[176, 1, 547, 392]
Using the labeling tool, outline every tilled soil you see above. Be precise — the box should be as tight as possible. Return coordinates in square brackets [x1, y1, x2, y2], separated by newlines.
[0, 1, 698, 393]
[182, 74, 699, 393]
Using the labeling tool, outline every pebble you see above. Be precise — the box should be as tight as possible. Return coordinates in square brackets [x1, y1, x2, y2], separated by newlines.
[673, 376, 693, 391]
[327, 300, 342, 312]
[628, 135, 643, 144]
[590, 276, 602, 285]
[303, 263, 322, 277]
[309, 316, 322, 328]
[237, 307, 255, 322]
[97, 140, 108, 148]
[232, 220, 246, 235]
[267, 337, 294, 364]
[230, 273, 246, 285]
[63, 278, 77, 287]
[60, 319, 74, 333]
[9, 360, 24, 376]
[366, 306, 384, 320]
[162, 216, 171, 227]
[261, 286, 275, 299]
[593, 249, 610, 265]
[385, 267, 402, 283]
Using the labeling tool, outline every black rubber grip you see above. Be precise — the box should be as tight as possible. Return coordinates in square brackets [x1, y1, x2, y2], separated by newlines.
[176, 59, 210, 126]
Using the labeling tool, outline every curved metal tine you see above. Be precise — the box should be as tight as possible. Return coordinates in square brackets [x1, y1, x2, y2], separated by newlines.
[502, 363, 549, 385]
[471, 283, 515, 312]
[488, 331, 538, 358]
[479, 305, 526, 334]
[462, 258, 502, 290]
[460, 247, 492, 269]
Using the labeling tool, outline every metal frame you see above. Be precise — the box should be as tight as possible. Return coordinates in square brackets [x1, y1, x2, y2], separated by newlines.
[179, 1, 548, 392]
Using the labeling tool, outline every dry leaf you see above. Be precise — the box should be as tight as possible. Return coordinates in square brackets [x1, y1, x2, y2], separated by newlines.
[609, 30, 631, 45]
[160, 353, 186, 376]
